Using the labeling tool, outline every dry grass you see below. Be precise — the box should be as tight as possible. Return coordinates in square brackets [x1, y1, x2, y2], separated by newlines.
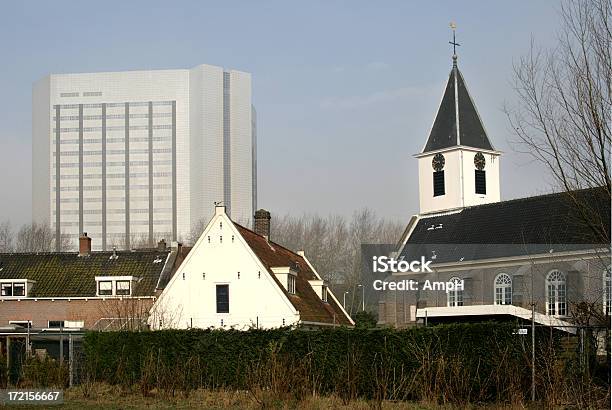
[20, 383, 536, 409]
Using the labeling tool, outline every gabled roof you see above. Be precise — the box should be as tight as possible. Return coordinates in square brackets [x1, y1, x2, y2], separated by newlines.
[422, 58, 493, 153]
[400, 187, 610, 262]
[234, 223, 353, 326]
[0, 249, 172, 297]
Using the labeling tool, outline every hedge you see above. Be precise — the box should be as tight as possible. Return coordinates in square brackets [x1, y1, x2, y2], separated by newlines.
[82, 322, 556, 403]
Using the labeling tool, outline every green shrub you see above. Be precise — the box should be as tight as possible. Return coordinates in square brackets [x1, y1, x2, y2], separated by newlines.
[21, 355, 68, 388]
[83, 322, 536, 403]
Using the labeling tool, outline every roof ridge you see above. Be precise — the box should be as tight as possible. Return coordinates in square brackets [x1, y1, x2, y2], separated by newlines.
[0, 249, 171, 256]
[458, 186, 606, 212]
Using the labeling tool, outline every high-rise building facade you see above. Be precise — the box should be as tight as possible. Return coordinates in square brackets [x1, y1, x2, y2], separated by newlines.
[33, 64, 256, 250]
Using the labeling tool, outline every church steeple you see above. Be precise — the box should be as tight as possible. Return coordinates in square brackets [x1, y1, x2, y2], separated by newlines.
[415, 25, 501, 215]
[422, 57, 494, 153]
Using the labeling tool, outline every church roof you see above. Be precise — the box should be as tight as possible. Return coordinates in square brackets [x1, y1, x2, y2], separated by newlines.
[422, 58, 494, 153]
[400, 187, 610, 263]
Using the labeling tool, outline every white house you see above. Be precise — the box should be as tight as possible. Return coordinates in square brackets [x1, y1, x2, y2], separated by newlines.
[149, 206, 354, 329]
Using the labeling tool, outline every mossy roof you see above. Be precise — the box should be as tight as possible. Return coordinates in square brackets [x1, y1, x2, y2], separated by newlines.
[0, 249, 170, 297]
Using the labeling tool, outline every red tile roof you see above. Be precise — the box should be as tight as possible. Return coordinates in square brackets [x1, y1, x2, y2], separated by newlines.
[234, 223, 353, 326]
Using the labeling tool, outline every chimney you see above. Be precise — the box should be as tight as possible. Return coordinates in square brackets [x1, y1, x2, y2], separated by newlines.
[79, 232, 92, 257]
[157, 239, 167, 250]
[254, 209, 271, 240]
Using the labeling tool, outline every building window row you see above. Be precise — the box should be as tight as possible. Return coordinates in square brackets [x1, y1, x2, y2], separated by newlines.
[54, 124, 172, 133]
[59, 91, 102, 97]
[54, 172, 171, 180]
[58, 160, 171, 168]
[446, 269, 611, 317]
[54, 101, 173, 109]
[53, 136, 172, 144]
[54, 112, 172, 121]
[54, 148, 172, 157]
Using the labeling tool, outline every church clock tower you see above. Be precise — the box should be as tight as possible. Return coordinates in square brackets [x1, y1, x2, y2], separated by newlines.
[416, 41, 501, 215]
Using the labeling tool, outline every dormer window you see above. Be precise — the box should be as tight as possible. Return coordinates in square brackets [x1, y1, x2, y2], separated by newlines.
[1, 283, 12, 296]
[95, 276, 134, 297]
[271, 267, 298, 294]
[116, 280, 131, 296]
[308, 279, 329, 302]
[288, 274, 296, 294]
[0, 280, 34, 298]
[98, 281, 112, 296]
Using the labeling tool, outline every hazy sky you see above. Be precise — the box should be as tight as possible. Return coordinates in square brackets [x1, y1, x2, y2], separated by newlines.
[0, 1, 563, 227]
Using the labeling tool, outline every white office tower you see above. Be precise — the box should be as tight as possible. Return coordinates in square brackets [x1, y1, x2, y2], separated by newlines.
[33, 65, 256, 250]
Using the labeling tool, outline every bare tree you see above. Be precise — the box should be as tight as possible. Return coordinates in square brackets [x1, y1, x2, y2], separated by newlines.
[15, 222, 71, 252]
[0, 221, 13, 252]
[96, 297, 155, 331]
[188, 218, 208, 245]
[505, 0, 611, 242]
[270, 208, 403, 313]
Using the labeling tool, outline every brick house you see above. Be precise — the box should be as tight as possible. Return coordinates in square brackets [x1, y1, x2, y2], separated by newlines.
[0, 233, 187, 365]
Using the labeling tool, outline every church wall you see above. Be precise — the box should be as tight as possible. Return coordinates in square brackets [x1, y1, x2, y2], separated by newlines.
[377, 254, 610, 327]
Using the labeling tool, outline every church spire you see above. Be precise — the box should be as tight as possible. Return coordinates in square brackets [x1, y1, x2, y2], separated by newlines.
[421, 24, 494, 154]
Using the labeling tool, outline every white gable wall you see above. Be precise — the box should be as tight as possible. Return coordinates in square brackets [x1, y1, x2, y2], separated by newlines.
[149, 207, 299, 330]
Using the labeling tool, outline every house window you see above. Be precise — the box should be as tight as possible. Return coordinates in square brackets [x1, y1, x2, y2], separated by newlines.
[1, 283, 13, 296]
[322, 286, 328, 303]
[48, 320, 65, 328]
[216, 284, 229, 313]
[447, 277, 464, 307]
[433, 171, 445, 196]
[0, 282, 28, 297]
[116, 280, 131, 296]
[98, 281, 112, 296]
[475, 170, 486, 194]
[494, 273, 512, 305]
[546, 270, 567, 316]
[9, 321, 32, 329]
[13, 283, 25, 297]
[604, 267, 611, 315]
[288, 275, 296, 294]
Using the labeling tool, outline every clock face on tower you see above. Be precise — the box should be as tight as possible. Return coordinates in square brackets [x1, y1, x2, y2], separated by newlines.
[474, 152, 486, 170]
[432, 153, 445, 171]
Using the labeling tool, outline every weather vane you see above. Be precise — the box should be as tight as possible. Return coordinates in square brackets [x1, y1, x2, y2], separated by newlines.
[449, 22, 460, 56]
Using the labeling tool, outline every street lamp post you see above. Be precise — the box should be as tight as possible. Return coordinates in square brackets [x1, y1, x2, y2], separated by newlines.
[343, 291, 349, 310]
[357, 284, 365, 311]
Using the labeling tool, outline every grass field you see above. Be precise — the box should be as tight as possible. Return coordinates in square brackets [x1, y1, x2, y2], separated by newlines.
[10, 383, 534, 409]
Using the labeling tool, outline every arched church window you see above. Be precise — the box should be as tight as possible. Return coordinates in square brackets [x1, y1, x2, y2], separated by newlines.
[546, 270, 567, 316]
[494, 273, 512, 305]
[447, 277, 464, 307]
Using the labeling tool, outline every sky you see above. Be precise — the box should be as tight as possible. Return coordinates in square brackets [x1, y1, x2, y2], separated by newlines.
[0, 1, 563, 227]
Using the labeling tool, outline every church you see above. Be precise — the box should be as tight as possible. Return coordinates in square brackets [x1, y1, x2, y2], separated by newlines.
[377, 52, 610, 332]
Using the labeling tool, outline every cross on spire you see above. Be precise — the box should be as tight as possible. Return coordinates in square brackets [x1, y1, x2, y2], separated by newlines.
[449, 22, 460, 61]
